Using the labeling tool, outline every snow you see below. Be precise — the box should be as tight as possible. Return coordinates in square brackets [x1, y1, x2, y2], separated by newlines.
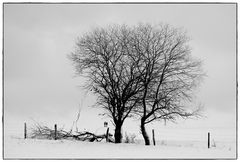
[4, 136, 236, 159]
[3, 109, 236, 159]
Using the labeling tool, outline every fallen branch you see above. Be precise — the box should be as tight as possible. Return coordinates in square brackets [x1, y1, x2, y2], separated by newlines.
[29, 123, 114, 142]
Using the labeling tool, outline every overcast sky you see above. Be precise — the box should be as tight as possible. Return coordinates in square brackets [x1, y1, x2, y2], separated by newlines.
[4, 4, 237, 140]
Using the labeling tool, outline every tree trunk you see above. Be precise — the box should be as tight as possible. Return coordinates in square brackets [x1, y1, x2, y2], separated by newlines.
[114, 122, 122, 143]
[141, 119, 150, 145]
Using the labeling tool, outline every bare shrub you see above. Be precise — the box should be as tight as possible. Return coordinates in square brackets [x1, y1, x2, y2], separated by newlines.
[124, 132, 136, 143]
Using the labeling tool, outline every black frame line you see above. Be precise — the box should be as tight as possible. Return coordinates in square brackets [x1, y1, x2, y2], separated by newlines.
[2, 2, 238, 160]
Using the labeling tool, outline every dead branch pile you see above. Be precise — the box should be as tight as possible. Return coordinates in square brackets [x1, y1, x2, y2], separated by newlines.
[29, 123, 113, 142]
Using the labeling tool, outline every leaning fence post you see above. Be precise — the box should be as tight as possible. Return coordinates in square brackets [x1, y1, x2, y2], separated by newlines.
[152, 129, 156, 146]
[106, 127, 109, 142]
[208, 132, 210, 149]
[24, 122, 27, 139]
[54, 124, 57, 140]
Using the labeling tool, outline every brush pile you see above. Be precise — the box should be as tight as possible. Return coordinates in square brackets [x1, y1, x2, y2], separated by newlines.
[29, 123, 113, 142]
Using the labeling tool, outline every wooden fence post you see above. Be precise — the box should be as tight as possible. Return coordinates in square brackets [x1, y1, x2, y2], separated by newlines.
[24, 122, 27, 139]
[208, 132, 210, 149]
[54, 124, 57, 140]
[152, 129, 156, 146]
[106, 128, 109, 142]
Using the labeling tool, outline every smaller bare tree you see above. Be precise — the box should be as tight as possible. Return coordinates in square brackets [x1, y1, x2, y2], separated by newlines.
[130, 23, 204, 145]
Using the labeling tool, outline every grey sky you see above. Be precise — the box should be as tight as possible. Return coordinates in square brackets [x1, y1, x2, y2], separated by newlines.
[4, 4, 236, 138]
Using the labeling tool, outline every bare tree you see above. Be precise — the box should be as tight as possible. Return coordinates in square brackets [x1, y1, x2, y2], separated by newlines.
[69, 23, 204, 145]
[130, 23, 204, 145]
[69, 25, 144, 143]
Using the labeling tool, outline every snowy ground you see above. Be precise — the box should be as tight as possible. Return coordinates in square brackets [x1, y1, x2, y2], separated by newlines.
[4, 136, 236, 159]
[3, 110, 237, 159]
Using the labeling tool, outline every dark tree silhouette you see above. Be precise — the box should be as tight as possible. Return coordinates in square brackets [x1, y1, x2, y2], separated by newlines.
[130, 23, 204, 145]
[70, 23, 204, 145]
[69, 25, 144, 143]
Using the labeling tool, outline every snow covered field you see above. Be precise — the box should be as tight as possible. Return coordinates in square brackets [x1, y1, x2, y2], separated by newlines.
[3, 112, 237, 159]
[4, 136, 236, 159]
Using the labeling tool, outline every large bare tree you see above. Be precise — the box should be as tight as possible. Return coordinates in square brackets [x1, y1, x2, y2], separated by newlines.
[69, 25, 144, 143]
[70, 23, 204, 145]
[130, 23, 204, 145]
